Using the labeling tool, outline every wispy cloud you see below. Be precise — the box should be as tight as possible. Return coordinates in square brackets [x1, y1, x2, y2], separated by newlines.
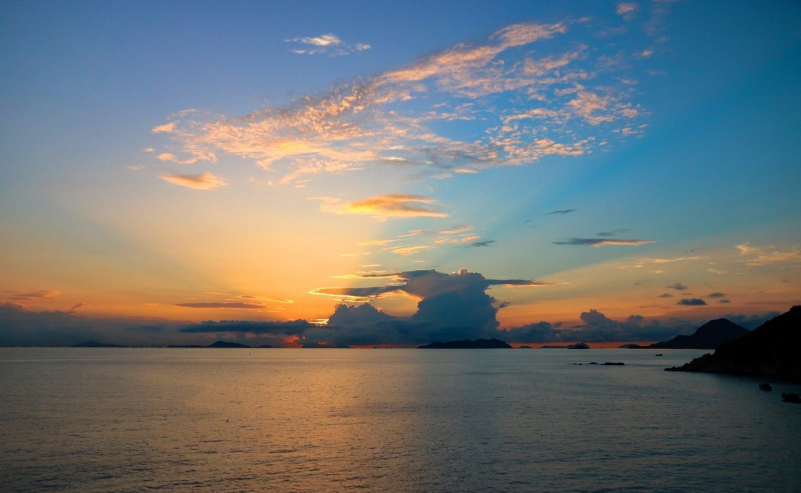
[152, 20, 648, 185]
[596, 228, 630, 237]
[553, 238, 654, 247]
[356, 239, 401, 246]
[546, 209, 577, 215]
[161, 172, 226, 190]
[175, 302, 265, 309]
[616, 2, 639, 18]
[402, 225, 473, 237]
[387, 245, 430, 256]
[472, 240, 496, 247]
[285, 33, 370, 56]
[67, 303, 88, 313]
[638, 256, 702, 264]
[8, 290, 60, 301]
[667, 282, 688, 291]
[736, 243, 801, 266]
[321, 194, 448, 220]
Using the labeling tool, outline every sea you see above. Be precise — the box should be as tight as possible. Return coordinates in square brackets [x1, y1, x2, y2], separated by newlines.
[1, 348, 799, 493]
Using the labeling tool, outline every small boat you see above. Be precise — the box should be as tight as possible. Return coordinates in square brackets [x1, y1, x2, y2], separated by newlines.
[759, 383, 772, 391]
[781, 392, 801, 403]
[655, 354, 663, 357]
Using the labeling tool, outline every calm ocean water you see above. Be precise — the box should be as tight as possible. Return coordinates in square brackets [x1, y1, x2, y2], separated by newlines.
[1, 348, 799, 493]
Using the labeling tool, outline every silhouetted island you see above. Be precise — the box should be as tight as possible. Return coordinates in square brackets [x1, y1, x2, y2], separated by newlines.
[418, 338, 512, 349]
[666, 306, 801, 381]
[567, 342, 590, 349]
[649, 318, 749, 349]
[73, 340, 127, 348]
[207, 340, 250, 348]
[168, 340, 251, 348]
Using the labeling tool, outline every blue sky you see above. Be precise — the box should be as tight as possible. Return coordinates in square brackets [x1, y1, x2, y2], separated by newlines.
[1, 0, 800, 346]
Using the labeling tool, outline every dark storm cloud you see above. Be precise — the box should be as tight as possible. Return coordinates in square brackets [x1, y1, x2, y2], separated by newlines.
[499, 321, 563, 343]
[677, 298, 707, 306]
[180, 319, 314, 334]
[501, 309, 700, 343]
[327, 304, 395, 325]
[126, 324, 166, 333]
[0, 302, 178, 346]
[667, 282, 688, 291]
[304, 269, 555, 346]
[314, 269, 549, 300]
[723, 311, 779, 330]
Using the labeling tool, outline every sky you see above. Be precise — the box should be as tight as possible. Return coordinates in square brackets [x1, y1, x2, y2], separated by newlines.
[1, 0, 800, 347]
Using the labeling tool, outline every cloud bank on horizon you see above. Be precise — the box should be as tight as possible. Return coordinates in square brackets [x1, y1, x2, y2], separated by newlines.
[0, 266, 787, 348]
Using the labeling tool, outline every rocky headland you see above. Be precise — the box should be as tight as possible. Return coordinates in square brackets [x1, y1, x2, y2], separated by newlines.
[665, 306, 801, 381]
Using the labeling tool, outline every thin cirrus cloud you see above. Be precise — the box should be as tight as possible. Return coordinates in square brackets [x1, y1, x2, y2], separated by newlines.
[387, 245, 430, 256]
[285, 33, 371, 55]
[161, 172, 226, 190]
[616, 2, 639, 18]
[736, 243, 801, 266]
[175, 302, 266, 309]
[151, 20, 647, 184]
[8, 290, 60, 301]
[553, 238, 655, 247]
[319, 194, 448, 219]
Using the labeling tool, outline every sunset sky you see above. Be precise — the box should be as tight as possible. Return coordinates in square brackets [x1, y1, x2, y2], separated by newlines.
[2, 0, 800, 346]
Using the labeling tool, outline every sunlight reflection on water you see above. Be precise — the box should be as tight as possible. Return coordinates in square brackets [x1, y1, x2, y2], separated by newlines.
[1, 348, 799, 492]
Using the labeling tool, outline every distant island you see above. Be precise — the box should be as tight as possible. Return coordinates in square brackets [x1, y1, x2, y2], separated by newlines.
[567, 342, 590, 349]
[73, 340, 127, 348]
[166, 340, 264, 348]
[418, 338, 512, 349]
[666, 306, 801, 381]
[649, 319, 749, 349]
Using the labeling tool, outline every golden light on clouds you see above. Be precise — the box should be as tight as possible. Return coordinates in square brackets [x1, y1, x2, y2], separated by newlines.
[321, 194, 448, 219]
[160, 172, 227, 190]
